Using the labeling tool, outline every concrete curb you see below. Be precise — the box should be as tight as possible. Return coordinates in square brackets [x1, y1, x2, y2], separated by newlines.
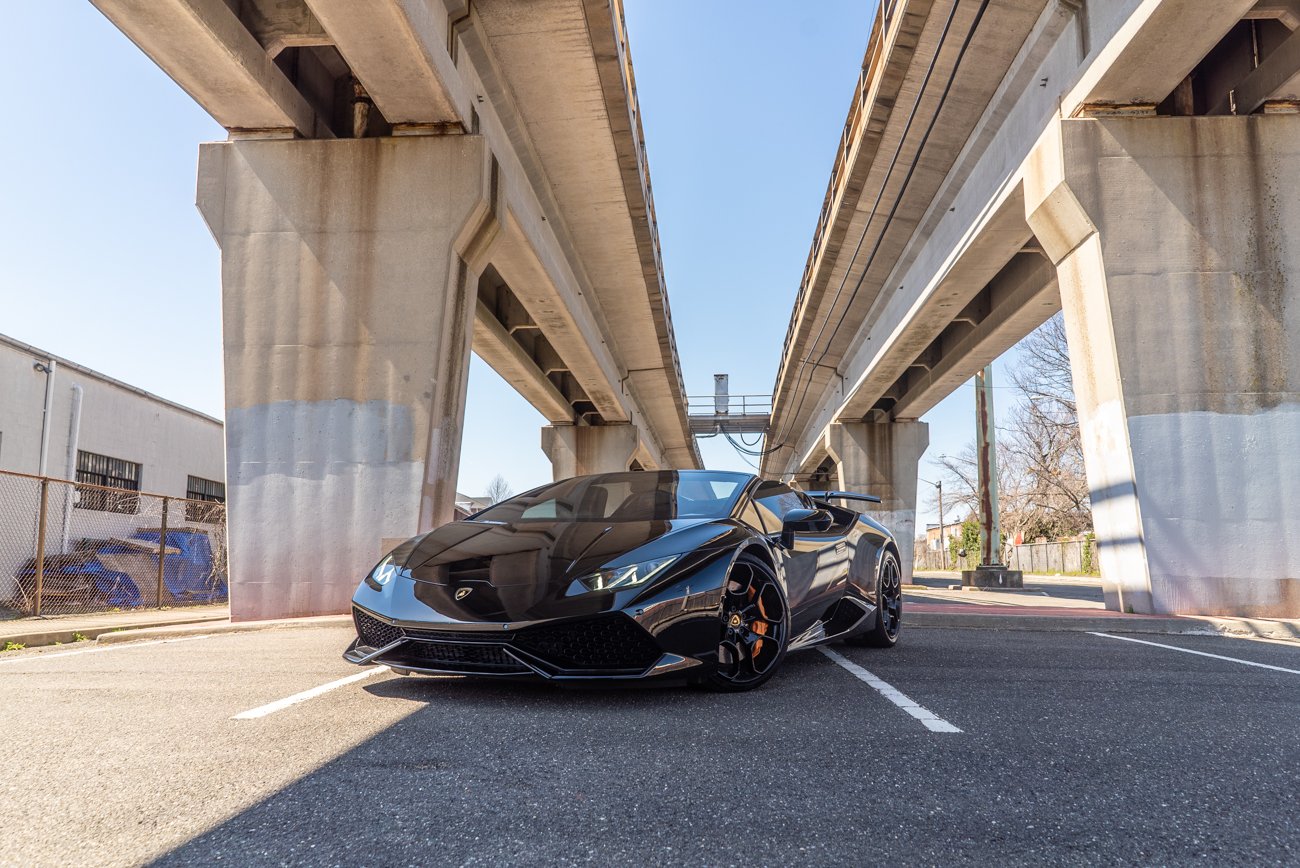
[910, 611, 1300, 642]
[95, 614, 352, 644]
[1, 613, 230, 650]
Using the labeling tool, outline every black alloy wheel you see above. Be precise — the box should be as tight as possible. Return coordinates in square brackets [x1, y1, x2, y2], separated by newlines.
[703, 553, 789, 692]
[848, 549, 902, 648]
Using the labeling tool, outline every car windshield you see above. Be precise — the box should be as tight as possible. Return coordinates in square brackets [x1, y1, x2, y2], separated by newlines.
[470, 471, 751, 524]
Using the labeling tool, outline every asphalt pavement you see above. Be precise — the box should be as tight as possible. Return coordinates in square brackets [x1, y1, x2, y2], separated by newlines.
[2, 623, 1298, 866]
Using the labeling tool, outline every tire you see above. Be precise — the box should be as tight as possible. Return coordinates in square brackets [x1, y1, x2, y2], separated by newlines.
[846, 549, 902, 648]
[701, 553, 790, 692]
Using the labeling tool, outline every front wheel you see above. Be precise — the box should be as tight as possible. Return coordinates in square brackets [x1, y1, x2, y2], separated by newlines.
[846, 549, 902, 648]
[701, 554, 790, 692]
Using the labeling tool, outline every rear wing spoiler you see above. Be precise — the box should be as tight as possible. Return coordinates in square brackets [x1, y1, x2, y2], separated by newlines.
[805, 490, 881, 505]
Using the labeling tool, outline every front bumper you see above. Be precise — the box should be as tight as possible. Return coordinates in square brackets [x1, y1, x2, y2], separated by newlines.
[344, 605, 704, 681]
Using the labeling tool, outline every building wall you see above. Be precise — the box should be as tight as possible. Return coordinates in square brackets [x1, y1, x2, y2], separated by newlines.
[923, 520, 969, 552]
[0, 335, 225, 606]
[0, 334, 224, 493]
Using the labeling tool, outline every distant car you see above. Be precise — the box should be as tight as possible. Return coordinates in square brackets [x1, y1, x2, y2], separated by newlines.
[344, 470, 903, 691]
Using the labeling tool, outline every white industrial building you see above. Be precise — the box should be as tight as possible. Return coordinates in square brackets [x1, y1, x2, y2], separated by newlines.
[0, 333, 226, 609]
[1, 333, 225, 494]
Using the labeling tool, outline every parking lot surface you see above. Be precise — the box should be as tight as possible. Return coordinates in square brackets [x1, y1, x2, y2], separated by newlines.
[2, 624, 1298, 866]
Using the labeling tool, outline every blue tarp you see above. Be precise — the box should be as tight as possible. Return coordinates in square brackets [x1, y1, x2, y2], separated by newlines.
[17, 530, 226, 608]
[110, 530, 227, 604]
[16, 558, 140, 607]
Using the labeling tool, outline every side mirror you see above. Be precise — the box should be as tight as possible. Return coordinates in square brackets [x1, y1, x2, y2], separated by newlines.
[780, 507, 834, 549]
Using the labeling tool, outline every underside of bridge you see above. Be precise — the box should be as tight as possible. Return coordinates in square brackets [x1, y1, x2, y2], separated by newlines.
[767, 0, 1300, 617]
[93, 0, 700, 618]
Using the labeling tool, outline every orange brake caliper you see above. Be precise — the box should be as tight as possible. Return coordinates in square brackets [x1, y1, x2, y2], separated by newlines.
[752, 588, 768, 655]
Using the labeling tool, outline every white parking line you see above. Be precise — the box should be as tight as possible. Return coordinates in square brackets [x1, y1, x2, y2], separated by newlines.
[1089, 632, 1300, 674]
[0, 633, 217, 665]
[819, 647, 962, 733]
[232, 666, 391, 719]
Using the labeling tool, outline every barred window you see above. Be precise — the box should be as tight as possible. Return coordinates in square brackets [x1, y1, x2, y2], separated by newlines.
[75, 450, 141, 514]
[186, 475, 225, 523]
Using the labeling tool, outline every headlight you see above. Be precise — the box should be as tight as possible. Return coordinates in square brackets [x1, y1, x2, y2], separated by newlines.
[364, 554, 403, 591]
[363, 538, 420, 591]
[578, 555, 679, 592]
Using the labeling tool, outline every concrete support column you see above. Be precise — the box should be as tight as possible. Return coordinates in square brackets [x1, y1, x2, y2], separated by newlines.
[197, 135, 492, 620]
[823, 420, 930, 583]
[541, 424, 640, 480]
[1027, 115, 1300, 617]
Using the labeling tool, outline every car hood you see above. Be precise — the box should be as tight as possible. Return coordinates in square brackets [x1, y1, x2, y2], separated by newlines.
[399, 517, 731, 587]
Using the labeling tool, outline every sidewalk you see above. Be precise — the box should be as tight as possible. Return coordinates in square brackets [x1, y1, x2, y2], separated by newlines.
[905, 573, 1300, 642]
[0, 605, 230, 649]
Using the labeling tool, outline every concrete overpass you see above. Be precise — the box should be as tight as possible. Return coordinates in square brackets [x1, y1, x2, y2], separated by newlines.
[91, 0, 701, 618]
[763, 0, 1300, 618]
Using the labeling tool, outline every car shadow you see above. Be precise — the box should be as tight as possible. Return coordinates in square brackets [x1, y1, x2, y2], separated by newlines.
[152, 652, 841, 865]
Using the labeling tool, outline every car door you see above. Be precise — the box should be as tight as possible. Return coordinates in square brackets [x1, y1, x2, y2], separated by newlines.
[750, 482, 849, 628]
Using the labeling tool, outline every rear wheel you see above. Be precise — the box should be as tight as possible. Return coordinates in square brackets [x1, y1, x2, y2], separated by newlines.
[847, 549, 902, 648]
[702, 554, 789, 692]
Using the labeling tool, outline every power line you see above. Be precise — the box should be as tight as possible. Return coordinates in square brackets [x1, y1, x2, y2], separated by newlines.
[768, 0, 993, 461]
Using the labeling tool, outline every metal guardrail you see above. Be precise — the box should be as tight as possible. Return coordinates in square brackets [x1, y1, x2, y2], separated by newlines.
[777, 0, 896, 375]
[769, 0, 914, 439]
[685, 394, 773, 417]
[0, 469, 228, 618]
[686, 394, 773, 434]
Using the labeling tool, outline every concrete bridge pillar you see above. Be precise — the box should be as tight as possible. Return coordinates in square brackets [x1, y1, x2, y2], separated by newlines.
[541, 424, 640, 481]
[197, 135, 493, 620]
[823, 421, 930, 583]
[1027, 115, 1300, 617]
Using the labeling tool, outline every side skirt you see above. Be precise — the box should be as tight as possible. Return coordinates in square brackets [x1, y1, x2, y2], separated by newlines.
[787, 598, 876, 651]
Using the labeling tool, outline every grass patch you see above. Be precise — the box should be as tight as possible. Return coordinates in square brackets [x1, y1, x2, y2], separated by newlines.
[3, 641, 25, 652]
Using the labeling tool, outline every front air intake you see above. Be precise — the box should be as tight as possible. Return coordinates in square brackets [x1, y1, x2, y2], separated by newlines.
[353, 607, 402, 648]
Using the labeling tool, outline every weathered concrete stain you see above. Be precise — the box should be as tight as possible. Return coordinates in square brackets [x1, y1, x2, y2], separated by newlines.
[226, 399, 423, 621]
[199, 136, 489, 620]
[1044, 114, 1300, 617]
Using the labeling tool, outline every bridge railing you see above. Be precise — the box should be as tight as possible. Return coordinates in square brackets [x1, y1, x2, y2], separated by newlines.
[608, 0, 684, 380]
[777, 0, 896, 393]
[686, 394, 774, 418]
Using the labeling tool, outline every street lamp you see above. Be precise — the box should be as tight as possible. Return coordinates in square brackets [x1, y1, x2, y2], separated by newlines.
[919, 477, 945, 570]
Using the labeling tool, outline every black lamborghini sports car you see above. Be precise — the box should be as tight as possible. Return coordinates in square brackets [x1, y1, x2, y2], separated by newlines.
[344, 470, 903, 691]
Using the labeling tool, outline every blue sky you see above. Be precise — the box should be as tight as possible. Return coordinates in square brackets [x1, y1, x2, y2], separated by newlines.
[0, 1, 1016, 527]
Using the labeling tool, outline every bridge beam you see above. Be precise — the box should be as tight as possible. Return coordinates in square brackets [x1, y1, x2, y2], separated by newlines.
[91, 0, 323, 136]
[1027, 114, 1300, 617]
[303, 0, 466, 128]
[197, 135, 492, 620]
[822, 421, 930, 584]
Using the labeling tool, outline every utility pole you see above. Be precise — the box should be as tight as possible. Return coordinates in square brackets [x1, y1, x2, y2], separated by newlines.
[920, 477, 946, 570]
[976, 365, 1000, 566]
[937, 479, 945, 570]
[963, 364, 1023, 588]
[35, 359, 57, 477]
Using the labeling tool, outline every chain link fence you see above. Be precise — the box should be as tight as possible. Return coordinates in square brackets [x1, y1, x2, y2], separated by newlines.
[914, 538, 1099, 576]
[0, 469, 227, 618]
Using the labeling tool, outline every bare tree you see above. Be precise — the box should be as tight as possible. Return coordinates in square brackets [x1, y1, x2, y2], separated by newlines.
[929, 314, 1091, 546]
[929, 439, 1027, 542]
[485, 475, 513, 504]
[1004, 313, 1091, 539]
